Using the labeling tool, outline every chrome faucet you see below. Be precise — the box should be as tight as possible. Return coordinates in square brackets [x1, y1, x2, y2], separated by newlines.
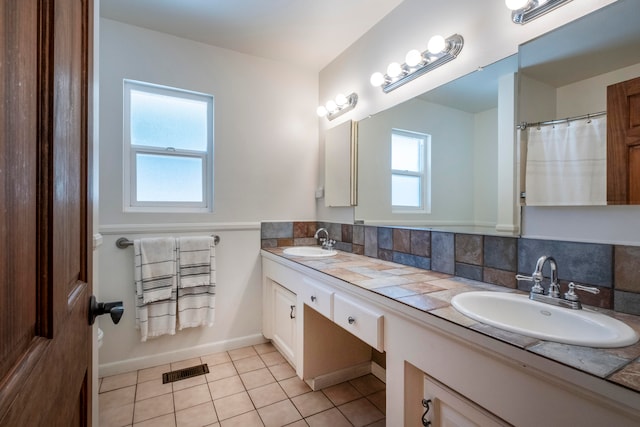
[516, 255, 599, 310]
[314, 228, 335, 250]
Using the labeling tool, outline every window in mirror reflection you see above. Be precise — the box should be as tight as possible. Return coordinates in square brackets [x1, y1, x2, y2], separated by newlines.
[391, 129, 431, 212]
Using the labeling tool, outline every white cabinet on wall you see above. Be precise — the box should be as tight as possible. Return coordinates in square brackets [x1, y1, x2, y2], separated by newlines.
[270, 282, 297, 365]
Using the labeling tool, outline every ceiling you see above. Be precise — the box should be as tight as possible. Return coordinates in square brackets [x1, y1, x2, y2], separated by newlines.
[100, 0, 405, 72]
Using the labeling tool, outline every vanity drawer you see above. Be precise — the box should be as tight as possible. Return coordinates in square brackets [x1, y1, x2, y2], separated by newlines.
[334, 293, 384, 352]
[302, 277, 334, 319]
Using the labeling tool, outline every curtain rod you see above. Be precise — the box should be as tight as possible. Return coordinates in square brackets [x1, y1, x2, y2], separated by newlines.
[517, 111, 606, 130]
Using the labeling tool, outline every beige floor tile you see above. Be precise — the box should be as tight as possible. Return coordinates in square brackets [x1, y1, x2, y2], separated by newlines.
[285, 420, 308, 427]
[240, 367, 276, 390]
[171, 357, 203, 371]
[98, 402, 134, 427]
[214, 391, 254, 421]
[133, 393, 174, 423]
[133, 413, 176, 427]
[220, 410, 264, 427]
[367, 390, 386, 414]
[208, 375, 246, 400]
[228, 346, 258, 361]
[233, 355, 266, 373]
[268, 363, 296, 381]
[338, 397, 384, 427]
[172, 374, 207, 392]
[305, 408, 352, 427]
[321, 382, 363, 406]
[201, 351, 231, 367]
[176, 401, 218, 427]
[100, 385, 136, 411]
[259, 351, 286, 367]
[291, 391, 333, 418]
[174, 383, 212, 412]
[101, 371, 138, 393]
[247, 382, 288, 409]
[138, 364, 171, 383]
[206, 362, 238, 382]
[136, 378, 173, 401]
[364, 420, 385, 427]
[257, 399, 302, 427]
[279, 376, 312, 398]
[253, 342, 277, 354]
[349, 375, 385, 396]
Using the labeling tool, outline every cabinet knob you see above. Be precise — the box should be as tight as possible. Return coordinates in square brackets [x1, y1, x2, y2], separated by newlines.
[311, 295, 317, 302]
[348, 316, 356, 325]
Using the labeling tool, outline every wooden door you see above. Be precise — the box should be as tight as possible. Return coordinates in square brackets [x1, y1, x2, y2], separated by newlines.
[0, 0, 93, 425]
[607, 75, 640, 204]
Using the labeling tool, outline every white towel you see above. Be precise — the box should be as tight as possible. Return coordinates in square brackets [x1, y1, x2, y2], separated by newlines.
[525, 116, 606, 206]
[134, 238, 177, 342]
[177, 236, 216, 329]
[177, 236, 216, 288]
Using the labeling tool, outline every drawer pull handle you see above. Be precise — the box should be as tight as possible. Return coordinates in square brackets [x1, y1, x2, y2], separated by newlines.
[421, 399, 432, 426]
[348, 316, 356, 325]
[311, 295, 317, 302]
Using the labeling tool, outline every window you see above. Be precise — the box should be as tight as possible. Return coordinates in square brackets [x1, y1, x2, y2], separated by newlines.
[391, 129, 431, 212]
[123, 80, 213, 212]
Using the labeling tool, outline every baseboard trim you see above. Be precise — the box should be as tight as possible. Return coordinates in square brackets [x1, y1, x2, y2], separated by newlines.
[305, 362, 372, 391]
[98, 334, 267, 378]
[371, 360, 386, 383]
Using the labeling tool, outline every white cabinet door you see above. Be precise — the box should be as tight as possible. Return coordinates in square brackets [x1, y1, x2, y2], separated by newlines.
[272, 283, 297, 365]
[422, 376, 511, 427]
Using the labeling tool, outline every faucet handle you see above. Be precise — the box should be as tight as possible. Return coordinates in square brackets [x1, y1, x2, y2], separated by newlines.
[516, 274, 544, 294]
[564, 282, 600, 301]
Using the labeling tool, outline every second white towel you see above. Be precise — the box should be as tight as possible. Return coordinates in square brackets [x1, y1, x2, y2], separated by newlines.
[177, 236, 216, 329]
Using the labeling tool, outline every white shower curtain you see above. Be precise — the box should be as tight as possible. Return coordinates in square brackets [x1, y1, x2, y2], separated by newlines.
[524, 115, 606, 206]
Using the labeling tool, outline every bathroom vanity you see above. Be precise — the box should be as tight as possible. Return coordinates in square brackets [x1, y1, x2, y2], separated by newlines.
[261, 248, 640, 426]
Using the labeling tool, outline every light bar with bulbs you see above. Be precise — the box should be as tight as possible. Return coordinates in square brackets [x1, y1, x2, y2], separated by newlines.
[506, 0, 573, 24]
[317, 92, 358, 121]
[370, 34, 464, 93]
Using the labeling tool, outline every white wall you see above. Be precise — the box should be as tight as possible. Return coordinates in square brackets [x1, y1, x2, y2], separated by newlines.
[97, 18, 318, 374]
[317, 0, 640, 245]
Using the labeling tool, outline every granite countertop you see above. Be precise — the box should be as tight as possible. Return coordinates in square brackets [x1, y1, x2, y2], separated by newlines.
[263, 247, 640, 394]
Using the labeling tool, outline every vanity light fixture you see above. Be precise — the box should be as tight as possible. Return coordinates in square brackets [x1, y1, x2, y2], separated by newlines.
[370, 34, 464, 93]
[316, 92, 358, 121]
[506, 0, 573, 24]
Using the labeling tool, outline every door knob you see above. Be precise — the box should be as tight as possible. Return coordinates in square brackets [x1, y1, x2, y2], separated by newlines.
[88, 295, 124, 325]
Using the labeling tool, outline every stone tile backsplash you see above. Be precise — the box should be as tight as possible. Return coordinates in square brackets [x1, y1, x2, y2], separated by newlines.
[260, 221, 640, 315]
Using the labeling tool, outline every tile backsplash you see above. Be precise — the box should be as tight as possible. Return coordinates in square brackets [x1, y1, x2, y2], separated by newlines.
[260, 221, 640, 315]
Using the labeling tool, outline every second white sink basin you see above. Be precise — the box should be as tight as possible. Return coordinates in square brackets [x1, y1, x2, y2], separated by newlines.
[451, 291, 639, 348]
[283, 246, 337, 257]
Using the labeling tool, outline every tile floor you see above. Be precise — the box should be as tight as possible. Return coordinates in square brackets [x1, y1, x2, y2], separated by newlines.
[98, 342, 386, 427]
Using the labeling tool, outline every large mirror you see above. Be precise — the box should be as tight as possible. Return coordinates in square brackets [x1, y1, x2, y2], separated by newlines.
[355, 54, 519, 235]
[518, 0, 640, 206]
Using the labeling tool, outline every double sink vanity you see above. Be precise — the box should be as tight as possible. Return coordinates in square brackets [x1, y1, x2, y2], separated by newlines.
[261, 246, 640, 426]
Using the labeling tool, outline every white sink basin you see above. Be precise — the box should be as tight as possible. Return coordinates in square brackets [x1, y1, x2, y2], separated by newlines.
[451, 291, 639, 348]
[282, 246, 337, 257]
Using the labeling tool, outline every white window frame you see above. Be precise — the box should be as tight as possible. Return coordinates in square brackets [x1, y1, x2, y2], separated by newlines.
[391, 129, 431, 213]
[123, 80, 214, 213]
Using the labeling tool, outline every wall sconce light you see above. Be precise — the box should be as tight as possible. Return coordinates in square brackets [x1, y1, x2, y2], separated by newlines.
[506, 0, 573, 24]
[317, 92, 358, 120]
[370, 34, 464, 93]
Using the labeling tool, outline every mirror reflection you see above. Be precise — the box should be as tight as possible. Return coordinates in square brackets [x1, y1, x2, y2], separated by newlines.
[518, 0, 640, 206]
[356, 55, 518, 235]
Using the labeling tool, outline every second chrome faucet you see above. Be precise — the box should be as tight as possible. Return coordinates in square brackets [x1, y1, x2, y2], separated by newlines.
[516, 255, 599, 310]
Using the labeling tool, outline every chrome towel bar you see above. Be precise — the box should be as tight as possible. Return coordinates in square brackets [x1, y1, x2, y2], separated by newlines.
[116, 235, 220, 249]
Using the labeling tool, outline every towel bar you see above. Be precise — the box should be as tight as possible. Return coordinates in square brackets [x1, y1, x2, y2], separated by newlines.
[116, 235, 220, 249]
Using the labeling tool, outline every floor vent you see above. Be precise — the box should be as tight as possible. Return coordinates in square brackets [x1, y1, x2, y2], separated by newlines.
[162, 364, 209, 384]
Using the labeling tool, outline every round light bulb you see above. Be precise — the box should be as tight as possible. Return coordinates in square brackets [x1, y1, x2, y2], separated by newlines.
[370, 72, 385, 87]
[505, 0, 530, 10]
[427, 35, 446, 54]
[316, 105, 327, 117]
[387, 62, 403, 78]
[325, 100, 338, 113]
[405, 49, 423, 67]
[335, 93, 348, 107]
